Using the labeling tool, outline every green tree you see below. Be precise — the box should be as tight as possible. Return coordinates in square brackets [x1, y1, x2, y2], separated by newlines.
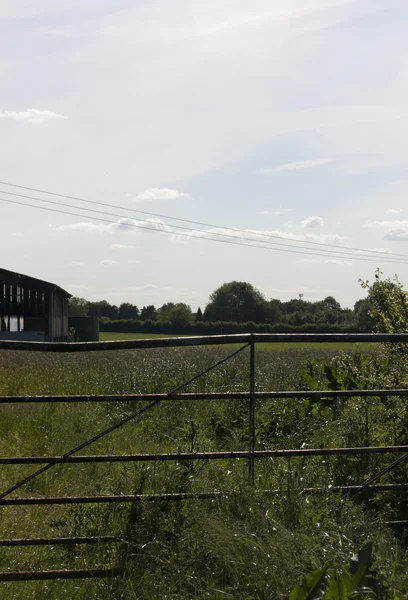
[68, 297, 89, 317]
[265, 299, 282, 324]
[157, 302, 175, 321]
[167, 303, 193, 330]
[360, 270, 408, 334]
[353, 298, 375, 332]
[204, 281, 266, 323]
[317, 295, 342, 325]
[196, 307, 203, 321]
[140, 305, 157, 321]
[88, 300, 118, 319]
[119, 302, 139, 319]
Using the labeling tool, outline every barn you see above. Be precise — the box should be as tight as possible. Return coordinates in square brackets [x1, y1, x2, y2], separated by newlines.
[0, 268, 71, 341]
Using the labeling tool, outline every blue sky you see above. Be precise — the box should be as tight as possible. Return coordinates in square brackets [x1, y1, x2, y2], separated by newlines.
[1, 0, 408, 310]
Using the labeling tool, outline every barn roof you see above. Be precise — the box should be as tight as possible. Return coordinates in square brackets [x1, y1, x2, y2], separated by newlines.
[0, 268, 71, 298]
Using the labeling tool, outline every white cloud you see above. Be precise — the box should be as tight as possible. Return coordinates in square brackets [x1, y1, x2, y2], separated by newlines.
[383, 229, 408, 242]
[299, 258, 353, 266]
[100, 259, 119, 266]
[135, 188, 191, 201]
[170, 225, 347, 246]
[71, 261, 84, 267]
[0, 108, 67, 124]
[109, 243, 135, 249]
[258, 159, 333, 174]
[301, 216, 324, 229]
[261, 208, 292, 216]
[362, 220, 408, 242]
[368, 247, 393, 254]
[363, 220, 408, 229]
[386, 209, 403, 215]
[57, 222, 107, 233]
[56, 217, 171, 235]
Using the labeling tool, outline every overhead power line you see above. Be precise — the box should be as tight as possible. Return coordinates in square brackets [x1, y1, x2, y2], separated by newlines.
[0, 180, 405, 260]
[2, 195, 408, 266]
[0, 188, 403, 262]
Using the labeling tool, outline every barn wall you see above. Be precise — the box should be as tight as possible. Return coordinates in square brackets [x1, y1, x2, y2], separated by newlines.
[0, 270, 70, 341]
[0, 331, 46, 341]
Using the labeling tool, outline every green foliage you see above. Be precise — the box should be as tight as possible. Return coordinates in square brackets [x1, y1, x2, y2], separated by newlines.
[67, 327, 79, 342]
[68, 296, 89, 317]
[353, 299, 375, 333]
[118, 302, 139, 319]
[139, 304, 157, 321]
[204, 281, 267, 323]
[360, 270, 408, 335]
[289, 543, 381, 600]
[166, 303, 194, 329]
[4, 285, 408, 599]
[99, 317, 360, 336]
[289, 565, 329, 599]
[69, 284, 373, 332]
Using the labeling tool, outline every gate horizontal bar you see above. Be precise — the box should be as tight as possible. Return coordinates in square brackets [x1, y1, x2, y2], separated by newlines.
[0, 568, 123, 581]
[383, 521, 408, 527]
[2, 484, 408, 505]
[0, 536, 124, 547]
[1, 332, 408, 352]
[2, 445, 408, 465]
[1, 389, 408, 403]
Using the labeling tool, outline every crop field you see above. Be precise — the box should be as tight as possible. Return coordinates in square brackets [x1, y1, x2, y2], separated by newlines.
[0, 342, 407, 598]
[99, 331, 377, 352]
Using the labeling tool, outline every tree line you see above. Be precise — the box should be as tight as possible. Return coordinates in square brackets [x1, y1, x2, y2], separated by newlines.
[69, 281, 374, 333]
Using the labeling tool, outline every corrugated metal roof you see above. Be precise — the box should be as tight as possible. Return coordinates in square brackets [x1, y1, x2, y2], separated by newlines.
[0, 268, 71, 297]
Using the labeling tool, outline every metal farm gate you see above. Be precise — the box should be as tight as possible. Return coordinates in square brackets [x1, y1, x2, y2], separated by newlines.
[1, 333, 408, 583]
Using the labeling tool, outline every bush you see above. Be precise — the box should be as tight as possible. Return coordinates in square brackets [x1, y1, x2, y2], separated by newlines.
[99, 318, 361, 335]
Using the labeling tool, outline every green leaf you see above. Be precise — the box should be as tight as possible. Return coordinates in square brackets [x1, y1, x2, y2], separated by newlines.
[325, 569, 348, 600]
[340, 572, 357, 593]
[300, 372, 320, 391]
[289, 565, 328, 600]
[349, 543, 373, 588]
[323, 364, 344, 391]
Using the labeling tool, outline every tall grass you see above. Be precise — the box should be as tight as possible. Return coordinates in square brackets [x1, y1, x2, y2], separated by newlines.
[0, 345, 407, 598]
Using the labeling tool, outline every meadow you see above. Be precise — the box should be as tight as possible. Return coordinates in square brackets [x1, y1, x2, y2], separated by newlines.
[0, 341, 407, 599]
[99, 331, 377, 352]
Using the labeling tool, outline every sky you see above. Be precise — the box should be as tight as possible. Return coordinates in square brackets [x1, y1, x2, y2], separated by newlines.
[1, 0, 408, 311]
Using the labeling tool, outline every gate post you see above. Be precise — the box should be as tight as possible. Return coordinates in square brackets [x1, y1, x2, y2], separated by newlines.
[249, 339, 255, 485]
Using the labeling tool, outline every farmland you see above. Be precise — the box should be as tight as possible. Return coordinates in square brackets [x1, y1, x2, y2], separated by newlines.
[99, 331, 377, 352]
[0, 341, 407, 598]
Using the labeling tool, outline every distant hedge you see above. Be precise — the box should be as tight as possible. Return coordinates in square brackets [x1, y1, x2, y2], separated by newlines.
[99, 318, 361, 335]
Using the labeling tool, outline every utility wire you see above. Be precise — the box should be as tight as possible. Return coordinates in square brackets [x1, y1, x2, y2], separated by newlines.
[0, 180, 406, 259]
[1, 189, 405, 262]
[2, 195, 408, 265]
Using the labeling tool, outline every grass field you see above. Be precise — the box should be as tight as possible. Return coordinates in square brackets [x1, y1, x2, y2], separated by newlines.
[0, 341, 406, 598]
[99, 331, 377, 352]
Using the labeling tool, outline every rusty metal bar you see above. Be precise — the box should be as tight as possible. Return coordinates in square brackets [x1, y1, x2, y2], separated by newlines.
[0, 568, 124, 581]
[1, 332, 408, 352]
[2, 389, 407, 404]
[383, 521, 408, 528]
[0, 392, 253, 403]
[2, 445, 408, 465]
[249, 341, 256, 485]
[0, 536, 124, 546]
[0, 343, 249, 501]
[3, 484, 408, 506]
[358, 450, 408, 491]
